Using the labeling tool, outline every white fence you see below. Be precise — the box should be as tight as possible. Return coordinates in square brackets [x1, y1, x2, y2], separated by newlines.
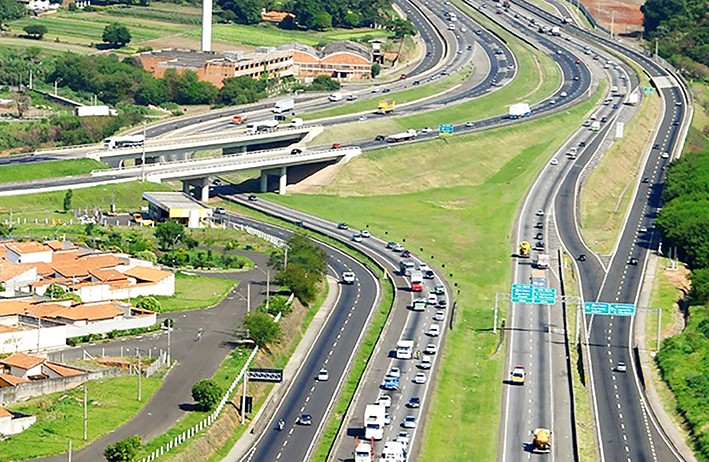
[137, 347, 259, 462]
[232, 223, 285, 248]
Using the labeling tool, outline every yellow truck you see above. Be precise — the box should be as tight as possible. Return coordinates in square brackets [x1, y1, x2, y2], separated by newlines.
[519, 241, 531, 258]
[377, 100, 395, 114]
[531, 428, 552, 453]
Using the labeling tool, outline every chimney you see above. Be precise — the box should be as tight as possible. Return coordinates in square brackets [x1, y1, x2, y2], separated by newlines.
[201, 0, 212, 52]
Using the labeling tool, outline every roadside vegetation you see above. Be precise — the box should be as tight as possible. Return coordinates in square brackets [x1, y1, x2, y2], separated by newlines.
[267, 91, 600, 459]
[154, 273, 237, 312]
[0, 158, 107, 182]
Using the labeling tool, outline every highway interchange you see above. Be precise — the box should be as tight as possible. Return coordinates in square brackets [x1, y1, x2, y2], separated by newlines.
[6, 0, 694, 460]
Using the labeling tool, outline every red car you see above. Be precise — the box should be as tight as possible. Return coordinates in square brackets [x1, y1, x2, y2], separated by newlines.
[332, 143, 342, 149]
[411, 283, 423, 292]
[400, 73, 407, 79]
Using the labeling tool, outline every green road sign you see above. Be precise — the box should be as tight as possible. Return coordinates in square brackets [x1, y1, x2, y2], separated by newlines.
[584, 302, 609, 314]
[511, 284, 556, 305]
[609, 303, 636, 316]
[439, 123, 454, 136]
[643, 87, 653, 94]
[533, 287, 556, 305]
[584, 302, 636, 316]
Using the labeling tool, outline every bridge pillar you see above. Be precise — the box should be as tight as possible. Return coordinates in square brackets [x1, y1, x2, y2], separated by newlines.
[278, 166, 287, 196]
[198, 177, 210, 203]
[260, 171, 268, 193]
[182, 181, 190, 194]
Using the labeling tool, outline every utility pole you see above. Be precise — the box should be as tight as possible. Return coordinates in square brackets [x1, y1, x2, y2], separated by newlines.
[137, 352, 142, 402]
[167, 324, 171, 365]
[241, 372, 248, 425]
[265, 268, 270, 312]
[611, 11, 615, 39]
[68, 440, 72, 462]
[283, 246, 288, 269]
[246, 282, 251, 312]
[141, 121, 147, 181]
[29, 69, 33, 90]
[655, 39, 659, 58]
[83, 386, 87, 440]
[36, 316, 41, 353]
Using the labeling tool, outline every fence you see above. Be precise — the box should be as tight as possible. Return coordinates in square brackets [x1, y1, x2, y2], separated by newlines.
[231, 223, 285, 248]
[137, 347, 259, 462]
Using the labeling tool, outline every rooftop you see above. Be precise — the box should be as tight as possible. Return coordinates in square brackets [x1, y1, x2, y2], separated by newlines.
[124, 266, 172, 283]
[0, 373, 29, 388]
[6, 242, 48, 255]
[1, 352, 45, 370]
[137, 48, 290, 70]
[142, 192, 212, 211]
[0, 407, 11, 418]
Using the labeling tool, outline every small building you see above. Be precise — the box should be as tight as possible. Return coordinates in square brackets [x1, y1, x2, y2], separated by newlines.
[0, 406, 36, 436]
[0, 352, 45, 380]
[261, 10, 295, 24]
[142, 192, 212, 229]
[285, 41, 372, 80]
[5, 242, 52, 265]
[0, 372, 29, 388]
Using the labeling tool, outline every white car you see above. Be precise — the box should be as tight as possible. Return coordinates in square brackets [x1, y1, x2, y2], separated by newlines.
[536, 209, 545, 216]
[413, 372, 427, 384]
[360, 230, 371, 238]
[352, 234, 363, 242]
[550, 158, 559, 165]
[420, 127, 433, 134]
[427, 324, 441, 337]
[402, 416, 417, 429]
[419, 262, 430, 272]
[387, 366, 401, 379]
[384, 413, 392, 425]
[616, 361, 627, 373]
[424, 344, 438, 355]
[427, 294, 438, 305]
[341, 271, 356, 284]
[560, 91, 568, 98]
[377, 394, 392, 407]
[433, 310, 446, 321]
[419, 356, 432, 369]
[396, 431, 411, 447]
[392, 244, 405, 252]
[317, 368, 329, 381]
[661, 152, 670, 159]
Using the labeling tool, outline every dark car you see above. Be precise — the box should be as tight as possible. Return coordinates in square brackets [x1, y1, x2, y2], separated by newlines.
[297, 413, 313, 425]
[247, 194, 257, 202]
[578, 254, 587, 261]
[382, 88, 391, 93]
[337, 223, 349, 230]
[653, 143, 660, 149]
[579, 141, 586, 147]
[535, 233, 543, 240]
[672, 120, 679, 126]
[601, 116, 607, 123]
[534, 222, 544, 229]
[642, 177, 650, 183]
[413, 80, 421, 86]
[375, 134, 386, 141]
[407, 396, 421, 408]
[535, 241, 545, 249]
[628, 257, 639, 265]
[401, 249, 412, 257]
[290, 148, 303, 155]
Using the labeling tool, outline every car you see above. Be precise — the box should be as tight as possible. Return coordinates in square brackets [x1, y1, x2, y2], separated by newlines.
[419, 356, 432, 369]
[577, 254, 587, 261]
[628, 257, 639, 265]
[465, 121, 474, 127]
[337, 222, 349, 230]
[548, 99, 556, 105]
[400, 73, 407, 80]
[511, 366, 526, 384]
[434, 284, 445, 295]
[424, 269, 435, 279]
[411, 282, 423, 292]
[642, 177, 650, 183]
[382, 88, 391, 93]
[358, 115, 368, 121]
[377, 394, 392, 407]
[556, 50, 563, 55]
[535, 222, 544, 229]
[297, 413, 313, 425]
[436, 298, 447, 309]
[613, 103, 619, 109]
[393, 244, 405, 252]
[413, 80, 421, 86]
[673, 120, 680, 126]
[371, 88, 380, 93]
[536, 209, 545, 216]
[424, 343, 438, 355]
[583, 120, 592, 127]
[467, 44, 473, 50]
[419, 263, 430, 272]
[550, 158, 559, 165]
[388, 366, 401, 379]
[332, 143, 342, 149]
[352, 234, 363, 242]
[573, 75, 579, 81]
[384, 413, 392, 425]
[457, 50, 463, 54]
[560, 91, 568, 98]
[427, 325, 440, 337]
[579, 141, 586, 147]
[575, 58, 580, 64]
[640, 227, 649, 233]
[407, 396, 421, 408]
[535, 233, 543, 240]
[214, 207, 226, 214]
[361, 230, 371, 238]
[341, 271, 356, 284]
[601, 116, 608, 123]
[475, 29, 482, 35]
[653, 143, 660, 149]
[396, 431, 411, 447]
[290, 148, 303, 155]
[317, 368, 329, 381]
[616, 361, 627, 372]
[535, 241, 545, 249]
[375, 134, 386, 141]
[383, 376, 399, 390]
[347, 94, 358, 101]
[661, 152, 670, 159]
[401, 249, 412, 257]
[433, 310, 446, 321]
[413, 372, 427, 384]
[386, 241, 396, 249]
[427, 293, 437, 305]
[212, 178, 222, 186]
[420, 127, 433, 134]
[676, 101, 682, 106]
[402, 416, 417, 428]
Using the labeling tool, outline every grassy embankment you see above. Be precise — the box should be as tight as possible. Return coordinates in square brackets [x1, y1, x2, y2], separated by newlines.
[264, 88, 601, 459]
[580, 65, 661, 254]
[155, 273, 238, 313]
[0, 374, 162, 460]
[0, 158, 106, 183]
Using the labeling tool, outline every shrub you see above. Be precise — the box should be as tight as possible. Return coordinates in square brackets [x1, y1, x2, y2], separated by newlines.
[191, 379, 221, 411]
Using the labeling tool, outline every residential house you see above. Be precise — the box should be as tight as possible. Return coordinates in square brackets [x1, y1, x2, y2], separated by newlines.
[0, 406, 36, 436]
[0, 352, 45, 380]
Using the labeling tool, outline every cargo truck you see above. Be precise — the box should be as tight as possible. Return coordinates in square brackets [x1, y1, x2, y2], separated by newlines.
[550, 26, 561, 36]
[531, 269, 547, 288]
[273, 98, 295, 114]
[380, 441, 407, 462]
[245, 120, 279, 134]
[531, 428, 552, 453]
[103, 134, 144, 150]
[364, 405, 386, 440]
[386, 129, 417, 142]
[509, 103, 531, 119]
[75, 105, 117, 117]
[377, 100, 396, 114]
[536, 253, 550, 269]
[519, 241, 531, 258]
[627, 93, 639, 106]
[354, 438, 374, 462]
[396, 339, 415, 359]
[410, 270, 423, 285]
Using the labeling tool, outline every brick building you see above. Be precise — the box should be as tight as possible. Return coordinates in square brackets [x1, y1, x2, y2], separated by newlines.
[283, 41, 372, 80]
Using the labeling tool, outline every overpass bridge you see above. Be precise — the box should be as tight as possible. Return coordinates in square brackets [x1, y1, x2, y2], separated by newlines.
[90, 146, 361, 201]
[33, 125, 324, 168]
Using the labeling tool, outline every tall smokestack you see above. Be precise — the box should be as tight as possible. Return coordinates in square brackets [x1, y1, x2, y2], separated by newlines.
[201, 0, 212, 52]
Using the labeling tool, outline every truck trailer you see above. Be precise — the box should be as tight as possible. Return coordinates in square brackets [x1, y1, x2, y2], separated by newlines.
[245, 120, 279, 134]
[103, 134, 144, 150]
[535, 254, 550, 269]
[377, 100, 396, 114]
[519, 241, 531, 258]
[354, 438, 374, 462]
[627, 93, 639, 106]
[75, 105, 117, 117]
[364, 405, 386, 440]
[273, 98, 295, 114]
[386, 129, 417, 142]
[509, 103, 531, 119]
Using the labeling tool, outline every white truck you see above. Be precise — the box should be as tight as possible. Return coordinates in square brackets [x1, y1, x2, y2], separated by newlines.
[396, 339, 415, 359]
[536, 253, 550, 269]
[354, 438, 374, 462]
[290, 117, 304, 127]
[509, 103, 531, 119]
[386, 129, 417, 143]
[329, 92, 343, 102]
[550, 26, 561, 36]
[364, 404, 386, 440]
[380, 441, 407, 462]
[103, 134, 144, 150]
[627, 93, 639, 106]
[246, 120, 279, 134]
[410, 270, 423, 285]
[75, 105, 117, 117]
[273, 98, 295, 114]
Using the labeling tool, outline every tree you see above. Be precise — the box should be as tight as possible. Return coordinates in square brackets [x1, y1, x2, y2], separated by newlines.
[23, 25, 48, 40]
[309, 75, 340, 91]
[371, 62, 381, 78]
[102, 24, 132, 48]
[243, 311, 282, 347]
[63, 189, 73, 212]
[388, 18, 415, 39]
[191, 379, 222, 411]
[44, 283, 68, 299]
[217, 0, 263, 24]
[0, 223, 12, 237]
[134, 296, 162, 313]
[134, 250, 157, 264]
[154, 221, 184, 250]
[0, 0, 26, 22]
[104, 435, 142, 462]
[135, 78, 170, 106]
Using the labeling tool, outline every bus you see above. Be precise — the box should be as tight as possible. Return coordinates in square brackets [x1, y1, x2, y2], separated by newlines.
[396, 339, 415, 359]
[103, 135, 144, 150]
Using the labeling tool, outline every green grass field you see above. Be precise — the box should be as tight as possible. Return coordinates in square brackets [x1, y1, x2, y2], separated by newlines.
[0, 374, 161, 460]
[266, 90, 600, 459]
[0, 158, 106, 183]
[154, 272, 238, 312]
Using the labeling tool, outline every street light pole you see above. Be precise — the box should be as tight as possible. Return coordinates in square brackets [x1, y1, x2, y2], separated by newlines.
[167, 325, 171, 365]
[83, 386, 87, 440]
[265, 268, 270, 312]
[247, 282, 251, 312]
[137, 351, 142, 402]
[141, 122, 146, 181]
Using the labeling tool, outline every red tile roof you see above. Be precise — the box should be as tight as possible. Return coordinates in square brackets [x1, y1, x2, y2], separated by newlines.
[0, 300, 31, 316]
[1, 352, 45, 370]
[6, 242, 49, 255]
[0, 407, 11, 417]
[124, 266, 172, 283]
[0, 373, 29, 388]
[43, 361, 85, 378]
[46, 302, 124, 322]
[0, 261, 35, 282]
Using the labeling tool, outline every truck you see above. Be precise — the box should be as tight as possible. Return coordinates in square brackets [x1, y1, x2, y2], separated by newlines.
[627, 93, 639, 106]
[410, 270, 423, 285]
[550, 26, 561, 36]
[531, 428, 552, 453]
[354, 438, 374, 462]
[364, 405, 386, 440]
[536, 253, 550, 269]
[519, 241, 531, 258]
[380, 441, 407, 462]
[386, 129, 417, 143]
[396, 339, 415, 359]
[329, 92, 343, 102]
[273, 98, 294, 114]
[231, 114, 247, 125]
[509, 103, 531, 119]
[377, 100, 396, 114]
[245, 120, 279, 134]
[103, 134, 144, 150]
[290, 117, 304, 128]
[531, 269, 547, 288]
[75, 105, 117, 117]
[399, 260, 416, 276]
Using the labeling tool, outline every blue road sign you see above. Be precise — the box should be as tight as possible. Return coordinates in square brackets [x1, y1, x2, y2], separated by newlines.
[439, 123, 454, 136]
[584, 302, 610, 315]
[609, 303, 636, 316]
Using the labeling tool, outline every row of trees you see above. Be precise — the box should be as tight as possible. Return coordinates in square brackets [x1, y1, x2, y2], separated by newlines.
[641, 0, 708, 79]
